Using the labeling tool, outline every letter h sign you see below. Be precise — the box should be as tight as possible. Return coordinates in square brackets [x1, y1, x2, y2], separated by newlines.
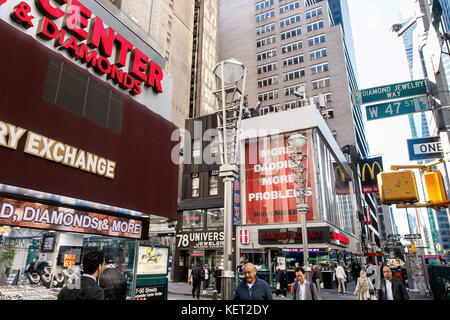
[240, 229, 249, 245]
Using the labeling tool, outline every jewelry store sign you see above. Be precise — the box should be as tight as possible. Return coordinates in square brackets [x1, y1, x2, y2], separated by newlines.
[0, 197, 143, 239]
[176, 230, 224, 249]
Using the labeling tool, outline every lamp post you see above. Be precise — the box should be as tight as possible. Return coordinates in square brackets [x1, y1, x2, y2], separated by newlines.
[213, 58, 247, 300]
[286, 133, 310, 271]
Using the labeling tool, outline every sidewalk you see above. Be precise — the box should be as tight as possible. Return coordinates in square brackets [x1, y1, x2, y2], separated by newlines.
[168, 279, 432, 300]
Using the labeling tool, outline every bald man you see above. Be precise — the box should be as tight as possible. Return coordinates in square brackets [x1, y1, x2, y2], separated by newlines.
[233, 263, 273, 300]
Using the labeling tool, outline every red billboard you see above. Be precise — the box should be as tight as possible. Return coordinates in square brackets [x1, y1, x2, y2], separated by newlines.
[244, 132, 315, 224]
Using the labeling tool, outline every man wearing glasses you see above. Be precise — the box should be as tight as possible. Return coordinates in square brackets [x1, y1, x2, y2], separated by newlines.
[233, 263, 273, 300]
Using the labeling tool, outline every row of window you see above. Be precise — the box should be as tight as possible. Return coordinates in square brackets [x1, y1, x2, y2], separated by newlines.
[305, 6, 322, 19]
[258, 75, 278, 88]
[282, 54, 304, 67]
[257, 35, 276, 48]
[280, 14, 301, 27]
[279, 1, 301, 14]
[257, 47, 326, 62]
[256, 0, 275, 11]
[256, 9, 275, 23]
[257, 33, 324, 51]
[256, 23, 276, 36]
[257, 77, 331, 102]
[257, 18, 324, 39]
[182, 208, 224, 229]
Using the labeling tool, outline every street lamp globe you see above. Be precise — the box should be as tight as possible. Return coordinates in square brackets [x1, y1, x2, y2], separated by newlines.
[287, 133, 308, 153]
[213, 58, 246, 84]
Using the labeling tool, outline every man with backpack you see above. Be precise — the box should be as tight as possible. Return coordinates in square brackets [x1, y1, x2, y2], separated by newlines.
[292, 267, 319, 300]
[191, 263, 204, 299]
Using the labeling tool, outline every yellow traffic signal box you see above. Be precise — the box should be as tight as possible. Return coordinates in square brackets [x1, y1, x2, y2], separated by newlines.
[423, 170, 448, 203]
[377, 170, 419, 204]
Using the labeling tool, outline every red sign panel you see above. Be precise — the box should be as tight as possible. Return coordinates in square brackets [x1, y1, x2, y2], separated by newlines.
[0, 197, 144, 239]
[64, 254, 76, 268]
[332, 232, 350, 244]
[245, 133, 314, 224]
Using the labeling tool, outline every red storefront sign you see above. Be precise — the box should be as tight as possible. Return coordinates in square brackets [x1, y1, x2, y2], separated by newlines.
[245, 133, 314, 224]
[0, 0, 163, 96]
[0, 197, 144, 239]
[332, 232, 350, 244]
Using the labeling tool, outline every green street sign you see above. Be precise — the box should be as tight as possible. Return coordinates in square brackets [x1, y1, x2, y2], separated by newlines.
[366, 95, 428, 121]
[352, 79, 428, 105]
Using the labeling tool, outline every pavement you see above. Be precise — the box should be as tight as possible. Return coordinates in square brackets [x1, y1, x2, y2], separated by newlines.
[168, 279, 432, 301]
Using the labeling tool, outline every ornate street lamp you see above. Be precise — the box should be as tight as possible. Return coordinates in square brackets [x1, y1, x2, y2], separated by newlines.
[286, 133, 311, 271]
[213, 58, 247, 300]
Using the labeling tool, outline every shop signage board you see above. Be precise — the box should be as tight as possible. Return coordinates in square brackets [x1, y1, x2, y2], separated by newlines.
[0, 197, 145, 239]
[365, 95, 429, 121]
[352, 79, 428, 106]
[136, 246, 169, 275]
[245, 132, 314, 224]
[258, 227, 331, 245]
[407, 136, 443, 161]
[359, 156, 383, 194]
[40, 233, 56, 252]
[176, 230, 224, 249]
[135, 285, 165, 300]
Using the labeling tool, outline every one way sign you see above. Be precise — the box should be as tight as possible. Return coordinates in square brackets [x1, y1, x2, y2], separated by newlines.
[407, 136, 443, 161]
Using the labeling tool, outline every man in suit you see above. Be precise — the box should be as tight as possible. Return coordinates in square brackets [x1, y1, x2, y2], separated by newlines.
[378, 265, 409, 300]
[58, 250, 105, 300]
[292, 267, 319, 300]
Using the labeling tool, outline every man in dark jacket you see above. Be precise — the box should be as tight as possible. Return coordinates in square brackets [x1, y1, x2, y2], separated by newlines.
[58, 250, 105, 300]
[191, 264, 203, 299]
[377, 265, 409, 300]
[99, 253, 127, 300]
[275, 267, 288, 297]
[233, 263, 273, 300]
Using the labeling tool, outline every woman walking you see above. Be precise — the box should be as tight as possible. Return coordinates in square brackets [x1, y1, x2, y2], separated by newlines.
[354, 270, 376, 300]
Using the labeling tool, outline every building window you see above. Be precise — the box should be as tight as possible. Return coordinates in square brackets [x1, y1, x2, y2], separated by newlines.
[182, 210, 203, 229]
[280, 14, 301, 27]
[256, 35, 276, 48]
[284, 83, 306, 96]
[305, 6, 322, 19]
[283, 68, 306, 82]
[256, 9, 275, 23]
[306, 20, 324, 32]
[256, 48, 277, 61]
[282, 54, 304, 67]
[168, 15, 172, 25]
[281, 26, 302, 40]
[281, 40, 303, 54]
[191, 174, 200, 198]
[256, 0, 274, 11]
[257, 62, 277, 74]
[308, 34, 325, 46]
[257, 76, 277, 88]
[165, 51, 170, 61]
[256, 23, 275, 36]
[310, 62, 328, 74]
[279, 1, 300, 14]
[309, 47, 327, 60]
[209, 135, 219, 158]
[207, 208, 224, 227]
[169, 0, 174, 8]
[312, 77, 330, 89]
[209, 172, 219, 196]
[192, 139, 201, 163]
[166, 32, 171, 42]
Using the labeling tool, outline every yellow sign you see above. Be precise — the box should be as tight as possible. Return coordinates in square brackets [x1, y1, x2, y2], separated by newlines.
[361, 161, 383, 182]
[64, 254, 76, 268]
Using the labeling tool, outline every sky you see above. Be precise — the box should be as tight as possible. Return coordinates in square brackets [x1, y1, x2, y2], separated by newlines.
[347, 0, 423, 237]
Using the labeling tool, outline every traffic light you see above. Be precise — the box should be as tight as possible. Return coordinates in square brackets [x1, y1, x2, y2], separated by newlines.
[411, 241, 417, 254]
[423, 170, 448, 204]
[377, 170, 420, 205]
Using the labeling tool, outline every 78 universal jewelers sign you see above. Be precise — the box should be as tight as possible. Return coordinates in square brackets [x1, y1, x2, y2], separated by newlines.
[0, 0, 164, 96]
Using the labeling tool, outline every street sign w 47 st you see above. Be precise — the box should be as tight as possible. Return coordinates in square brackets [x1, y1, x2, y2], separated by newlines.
[365, 95, 428, 121]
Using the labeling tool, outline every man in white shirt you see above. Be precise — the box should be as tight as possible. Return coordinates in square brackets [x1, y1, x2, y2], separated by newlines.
[292, 267, 319, 300]
[335, 264, 347, 295]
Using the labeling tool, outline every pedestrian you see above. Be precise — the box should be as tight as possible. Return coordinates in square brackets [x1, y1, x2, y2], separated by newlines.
[233, 263, 273, 300]
[214, 265, 222, 294]
[354, 270, 376, 300]
[378, 265, 409, 300]
[275, 266, 288, 297]
[99, 253, 127, 300]
[336, 263, 347, 295]
[366, 261, 379, 289]
[202, 264, 211, 294]
[311, 264, 323, 298]
[58, 250, 105, 300]
[292, 267, 319, 300]
[191, 264, 203, 299]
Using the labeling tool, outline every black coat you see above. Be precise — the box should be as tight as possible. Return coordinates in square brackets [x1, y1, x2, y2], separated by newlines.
[99, 267, 128, 300]
[378, 277, 409, 300]
[58, 275, 105, 300]
[276, 269, 288, 287]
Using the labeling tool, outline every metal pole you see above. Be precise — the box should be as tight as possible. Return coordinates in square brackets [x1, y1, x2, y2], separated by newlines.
[221, 174, 235, 300]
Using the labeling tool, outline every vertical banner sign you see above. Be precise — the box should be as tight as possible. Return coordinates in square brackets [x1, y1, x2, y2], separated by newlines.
[333, 163, 350, 195]
[359, 156, 383, 193]
[245, 132, 314, 224]
[233, 176, 241, 225]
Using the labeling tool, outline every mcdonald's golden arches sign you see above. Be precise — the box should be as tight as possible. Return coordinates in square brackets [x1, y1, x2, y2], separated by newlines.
[359, 156, 383, 194]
